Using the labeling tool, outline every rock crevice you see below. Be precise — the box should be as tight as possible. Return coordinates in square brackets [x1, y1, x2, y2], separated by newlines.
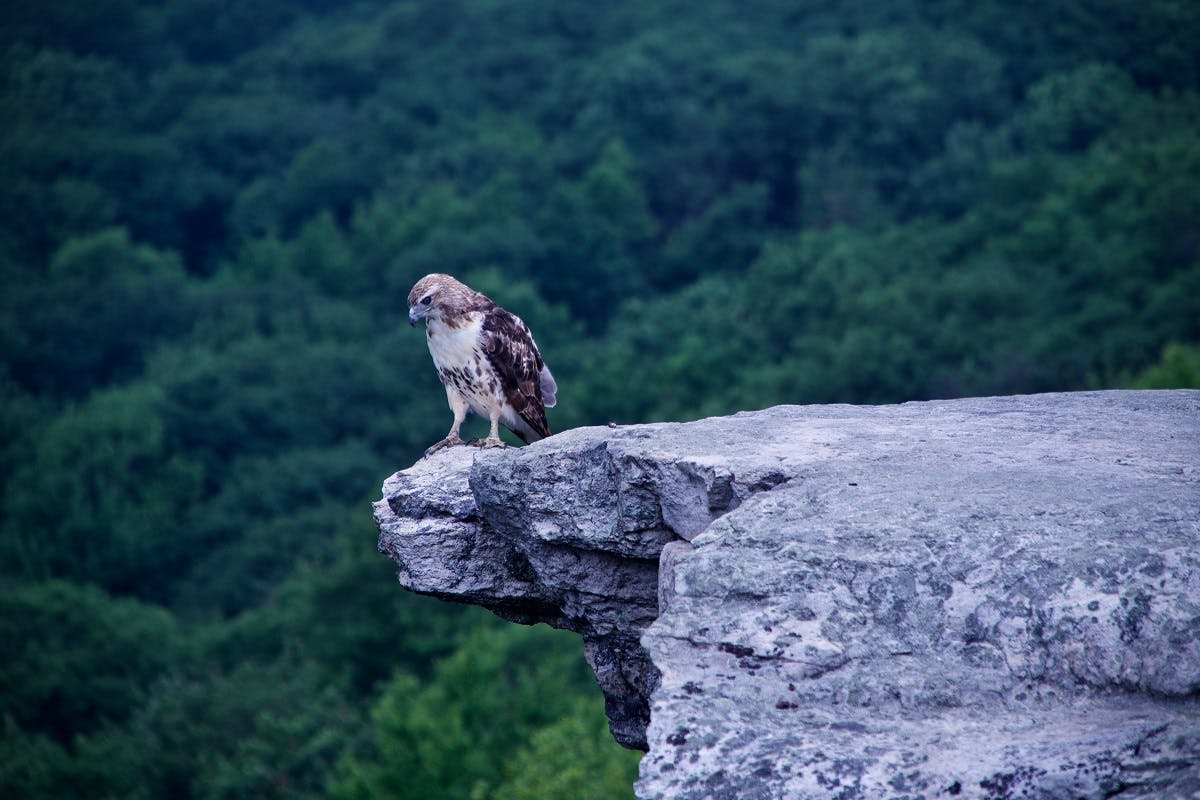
[374, 391, 1200, 798]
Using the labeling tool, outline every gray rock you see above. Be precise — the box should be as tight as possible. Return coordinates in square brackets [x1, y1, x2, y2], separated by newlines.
[374, 390, 1200, 798]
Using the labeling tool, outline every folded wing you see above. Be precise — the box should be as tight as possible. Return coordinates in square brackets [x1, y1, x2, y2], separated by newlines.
[481, 307, 552, 442]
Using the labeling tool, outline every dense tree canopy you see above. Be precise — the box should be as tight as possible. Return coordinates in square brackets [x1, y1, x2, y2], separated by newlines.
[1, 1, 1197, 797]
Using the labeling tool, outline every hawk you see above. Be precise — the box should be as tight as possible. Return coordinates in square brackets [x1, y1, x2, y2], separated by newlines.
[407, 273, 557, 455]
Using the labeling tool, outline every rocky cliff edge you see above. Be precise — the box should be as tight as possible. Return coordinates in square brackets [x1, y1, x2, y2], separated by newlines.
[374, 390, 1200, 799]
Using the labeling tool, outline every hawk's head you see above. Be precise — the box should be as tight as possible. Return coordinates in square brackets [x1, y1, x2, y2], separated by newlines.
[407, 273, 480, 327]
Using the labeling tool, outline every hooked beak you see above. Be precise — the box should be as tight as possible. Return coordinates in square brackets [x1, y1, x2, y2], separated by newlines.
[408, 307, 420, 327]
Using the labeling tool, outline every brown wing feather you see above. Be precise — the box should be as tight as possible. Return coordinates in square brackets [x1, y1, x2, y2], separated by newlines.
[481, 307, 551, 443]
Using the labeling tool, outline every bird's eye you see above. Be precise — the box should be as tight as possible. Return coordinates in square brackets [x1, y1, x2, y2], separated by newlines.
[421, 295, 433, 306]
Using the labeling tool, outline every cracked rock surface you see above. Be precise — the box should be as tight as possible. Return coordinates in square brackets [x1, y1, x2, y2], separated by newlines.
[374, 390, 1200, 799]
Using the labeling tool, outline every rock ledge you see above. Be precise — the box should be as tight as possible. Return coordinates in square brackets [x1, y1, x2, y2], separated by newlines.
[374, 391, 1200, 799]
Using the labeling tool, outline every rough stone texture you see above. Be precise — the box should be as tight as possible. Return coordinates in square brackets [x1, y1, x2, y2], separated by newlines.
[374, 390, 1200, 799]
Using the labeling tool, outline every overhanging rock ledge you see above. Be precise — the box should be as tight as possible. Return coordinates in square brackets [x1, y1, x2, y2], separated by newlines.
[374, 390, 1200, 799]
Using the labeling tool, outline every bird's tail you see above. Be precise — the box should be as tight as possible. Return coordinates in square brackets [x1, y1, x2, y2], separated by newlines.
[514, 409, 551, 444]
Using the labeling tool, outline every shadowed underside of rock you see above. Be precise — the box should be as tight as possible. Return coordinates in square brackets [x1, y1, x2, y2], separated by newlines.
[374, 390, 1200, 799]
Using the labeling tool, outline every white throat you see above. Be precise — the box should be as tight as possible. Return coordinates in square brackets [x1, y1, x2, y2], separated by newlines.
[425, 314, 484, 370]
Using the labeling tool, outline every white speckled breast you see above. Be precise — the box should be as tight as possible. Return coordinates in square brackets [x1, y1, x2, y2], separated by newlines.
[425, 313, 502, 416]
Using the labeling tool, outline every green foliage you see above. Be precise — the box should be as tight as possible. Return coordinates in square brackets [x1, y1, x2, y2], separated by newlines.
[334, 624, 628, 800]
[0, 717, 146, 800]
[203, 518, 476, 692]
[2, 385, 204, 597]
[1126, 343, 1200, 389]
[120, 659, 357, 800]
[0, 580, 178, 741]
[2, 228, 195, 397]
[493, 697, 641, 800]
[1, 0, 1197, 796]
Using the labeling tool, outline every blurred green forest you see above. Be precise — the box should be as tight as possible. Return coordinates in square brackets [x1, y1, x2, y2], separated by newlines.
[1, 1, 1198, 797]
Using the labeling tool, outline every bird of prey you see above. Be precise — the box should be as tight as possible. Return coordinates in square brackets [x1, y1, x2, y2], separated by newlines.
[408, 273, 556, 455]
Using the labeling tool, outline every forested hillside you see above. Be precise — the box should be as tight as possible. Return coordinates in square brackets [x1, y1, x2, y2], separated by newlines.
[2, 2, 1198, 798]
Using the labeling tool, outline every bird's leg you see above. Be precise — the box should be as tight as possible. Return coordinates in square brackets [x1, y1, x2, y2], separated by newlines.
[424, 432, 464, 456]
[479, 411, 508, 449]
[425, 396, 469, 457]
